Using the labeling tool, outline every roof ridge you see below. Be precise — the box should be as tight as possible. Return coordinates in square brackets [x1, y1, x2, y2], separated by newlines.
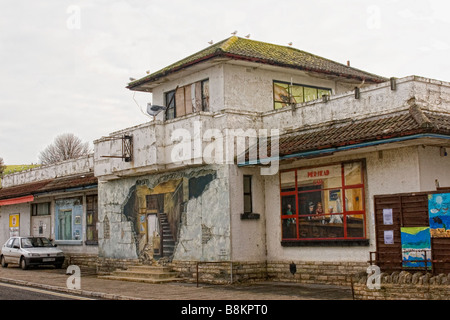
[408, 100, 436, 129]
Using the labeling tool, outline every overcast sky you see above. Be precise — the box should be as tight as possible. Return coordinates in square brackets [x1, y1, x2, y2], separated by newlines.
[1, 0, 450, 164]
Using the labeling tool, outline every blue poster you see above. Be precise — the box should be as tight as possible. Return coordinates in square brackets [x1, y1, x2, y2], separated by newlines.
[428, 193, 450, 238]
[401, 227, 432, 269]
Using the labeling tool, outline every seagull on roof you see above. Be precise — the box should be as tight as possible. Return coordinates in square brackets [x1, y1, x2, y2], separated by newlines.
[208, 40, 214, 45]
[231, 31, 237, 36]
[129, 77, 136, 81]
[288, 42, 293, 46]
[245, 34, 251, 38]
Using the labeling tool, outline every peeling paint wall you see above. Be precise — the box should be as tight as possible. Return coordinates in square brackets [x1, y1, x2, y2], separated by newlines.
[98, 165, 231, 262]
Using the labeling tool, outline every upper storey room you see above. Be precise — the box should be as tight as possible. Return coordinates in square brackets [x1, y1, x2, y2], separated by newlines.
[126, 36, 388, 120]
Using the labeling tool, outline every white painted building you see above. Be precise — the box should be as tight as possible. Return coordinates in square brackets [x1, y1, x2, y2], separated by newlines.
[92, 37, 450, 283]
[0, 156, 98, 262]
[2, 37, 450, 283]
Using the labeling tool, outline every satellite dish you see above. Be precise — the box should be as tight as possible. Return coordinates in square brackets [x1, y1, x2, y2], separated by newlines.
[146, 103, 167, 118]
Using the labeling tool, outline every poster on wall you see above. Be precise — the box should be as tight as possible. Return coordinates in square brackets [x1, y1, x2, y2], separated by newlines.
[9, 214, 20, 237]
[383, 208, 393, 225]
[401, 227, 432, 269]
[428, 193, 450, 238]
[384, 230, 394, 244]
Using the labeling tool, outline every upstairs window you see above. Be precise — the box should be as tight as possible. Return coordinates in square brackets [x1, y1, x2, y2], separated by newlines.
[165, 90, 176, 120]
[273, 81, 332, 110]
[164, 79, 210, 121]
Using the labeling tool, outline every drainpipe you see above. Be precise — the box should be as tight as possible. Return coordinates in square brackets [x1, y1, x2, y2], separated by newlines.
[229, 165, 234, 284]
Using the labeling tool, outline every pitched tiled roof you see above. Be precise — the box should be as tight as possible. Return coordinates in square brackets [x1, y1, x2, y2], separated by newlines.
[0, 180, 53, 200]
[242, 106, 450, 164]
[128, 36, 387, 90]
[0, 173, 97, 201]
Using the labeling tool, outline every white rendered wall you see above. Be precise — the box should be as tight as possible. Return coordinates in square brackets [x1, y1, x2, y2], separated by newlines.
[264, 146, 422, 263]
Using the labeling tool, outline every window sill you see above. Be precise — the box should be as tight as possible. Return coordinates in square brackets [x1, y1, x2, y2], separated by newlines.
[240, 212, 260, 220]
[55, 240, 83, 246]
[281, 239, 369, 247]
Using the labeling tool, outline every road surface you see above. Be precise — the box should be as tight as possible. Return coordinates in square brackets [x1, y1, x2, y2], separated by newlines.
[0, 282, 94, 300]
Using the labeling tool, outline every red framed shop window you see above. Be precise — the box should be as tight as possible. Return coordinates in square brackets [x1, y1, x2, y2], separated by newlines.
[280, 160, 367, 243]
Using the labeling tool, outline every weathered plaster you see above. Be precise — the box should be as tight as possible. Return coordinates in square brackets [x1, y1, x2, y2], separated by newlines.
[98, 165, 231, 262]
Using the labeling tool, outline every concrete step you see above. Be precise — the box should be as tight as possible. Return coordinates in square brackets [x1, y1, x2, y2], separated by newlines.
[111, 269, 178, 279]
[98, 265, 182, 284]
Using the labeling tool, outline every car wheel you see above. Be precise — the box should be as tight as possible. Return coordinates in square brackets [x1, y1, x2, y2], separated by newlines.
[0, 256, 7, 268]
[20, 257, 28, 270]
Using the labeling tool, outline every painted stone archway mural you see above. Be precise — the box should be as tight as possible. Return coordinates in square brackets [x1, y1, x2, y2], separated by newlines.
[106, 170, 221, 264]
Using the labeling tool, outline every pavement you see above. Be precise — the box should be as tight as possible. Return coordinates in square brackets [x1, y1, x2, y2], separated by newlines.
[0, 265, 354, 301]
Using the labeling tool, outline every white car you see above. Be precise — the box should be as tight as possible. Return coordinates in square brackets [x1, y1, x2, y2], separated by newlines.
[0, 237, 65, 270]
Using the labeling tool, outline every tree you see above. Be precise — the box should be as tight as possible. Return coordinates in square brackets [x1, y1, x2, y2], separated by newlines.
[38, 133, 91, 165]
[0, 157, 5, 175]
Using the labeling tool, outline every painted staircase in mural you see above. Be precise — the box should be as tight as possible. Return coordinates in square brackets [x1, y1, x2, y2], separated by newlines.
[98, 213, 180, 284]
[98, 265, 182, 284]
[159, 213, 176, 258]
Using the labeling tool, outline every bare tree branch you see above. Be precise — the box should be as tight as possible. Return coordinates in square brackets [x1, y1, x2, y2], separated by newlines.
[0, 157, 5, 175]
[38, 133, 91, 165]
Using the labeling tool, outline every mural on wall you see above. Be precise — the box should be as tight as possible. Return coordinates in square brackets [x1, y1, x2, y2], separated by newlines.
[120, 172, 216, 263]
[428, 193, 450, 238]
[401, 227, 432, 269]
[55, 197, 83, 242]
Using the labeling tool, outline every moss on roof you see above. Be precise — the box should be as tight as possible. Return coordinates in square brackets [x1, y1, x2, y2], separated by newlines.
[128, 36, 387, 90]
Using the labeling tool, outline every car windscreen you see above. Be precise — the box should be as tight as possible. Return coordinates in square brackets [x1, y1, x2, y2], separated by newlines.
[21, 237, 54, 248]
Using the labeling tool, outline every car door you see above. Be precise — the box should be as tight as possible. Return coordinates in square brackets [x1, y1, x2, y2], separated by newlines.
[9, 238, 21, 264]
[2, 238, 15, 263]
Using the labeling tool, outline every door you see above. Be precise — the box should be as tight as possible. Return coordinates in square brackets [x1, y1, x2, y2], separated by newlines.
[9, 238, 21, 264]
[58, 210, 72, 240]
[2, 238, 14, 263]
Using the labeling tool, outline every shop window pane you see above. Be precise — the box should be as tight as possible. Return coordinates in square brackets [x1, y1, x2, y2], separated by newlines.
[274, 83, 291, 104]
[318, 88, 332, 98]
[297, 164, 342, 189]
[274, 102, 285, 110]
[32, 203, 50, 216]
[304, 87, 318, 102]
[345, 188, 364, 211]
[291, 85, 304, 103]
[280, 171, 296, 192]
[282, 218, 297, 239]
[281, 195, 296, 217]
[344, 162, 362, 185]
[347, 214, 365, 238]
[298, 186, 322, 216]
[326, 189, 344, 214]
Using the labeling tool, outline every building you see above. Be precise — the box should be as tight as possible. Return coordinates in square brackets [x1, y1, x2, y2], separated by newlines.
[0, 156, 98, 265]
[2, 36, 450, 284]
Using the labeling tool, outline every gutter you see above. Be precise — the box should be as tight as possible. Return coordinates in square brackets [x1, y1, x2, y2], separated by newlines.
[238, 133, 450, 166]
